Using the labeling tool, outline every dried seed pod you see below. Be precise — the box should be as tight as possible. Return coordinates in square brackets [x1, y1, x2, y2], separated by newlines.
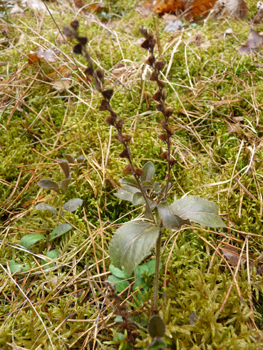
[63, 27, 73, 38]
[167, 126, 174, 136]
[77, 37, 88, 45]
[105, 115, 115, 126]
[94, 78, 102, 92]
[102, 89, 114, 100]
[161, 151, 168, 159]
[96, 68, 104, 80]
[148, 36, 156, 49]
[73, 44, 82, 54]
[122, 134, 132, 143]
[139, 25, 148, 37]
[119, 148, 129, 158]
[70, 20, 79, 30]
[99, 100, 108, 111]
[135, 168, 144, 176]
[152, 90, 162, 101]
[158, 80, 166, 88]
[158, 133, 168, 141]
[116, 118, 123, 130]
[155, 61, 165, 71]
[85, 66, 94, 76]
[110, 111, 118, 119]
[156, 103, 164, 112]
[123, 164, 133, 174]
[141, 39, 150, 50]
[169, 159, 177, 166]
[150, 71, 158, 81]
[165, 108, 173, 118]
[114, 134, 123, 142]
[146, 55, 154, 66]
[161, 119, 167, 129]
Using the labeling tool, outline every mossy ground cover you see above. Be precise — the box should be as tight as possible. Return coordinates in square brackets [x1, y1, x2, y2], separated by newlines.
[1, 0, 263, 348]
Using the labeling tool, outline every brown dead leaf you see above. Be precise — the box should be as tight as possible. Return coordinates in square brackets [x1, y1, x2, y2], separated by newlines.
[238, 28, 263, 56]
[37, 47, 60, 63]
[227, 123, 243, 136]
[220, 245, 246, 267]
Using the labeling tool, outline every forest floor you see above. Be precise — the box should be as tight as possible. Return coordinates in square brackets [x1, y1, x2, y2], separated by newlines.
[1, 0, 263, 349]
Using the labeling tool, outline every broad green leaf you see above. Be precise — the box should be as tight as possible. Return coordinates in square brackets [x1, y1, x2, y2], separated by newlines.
[158, 204, 187, 229]
[141, 161, 155, 183]
[148, 315, 166, 338]
[43, 249, 58, 269]
[60, 178, 71, 193]
[109, 220, 159, 275]
[170, 196, 225, 228]
[109, 264, 131, 279]
[76, 155, 85, 163]
[108, 275, 130, 293]
[21, 233, 45, 248]
[133, 275, 146, 290]
[114, 185, 140, 203]
[153, 182, 161, 193]
[49, 223, 72, 241]
[9, 260, 30, 273]
[37, 179, 60, 194]
[34, 202, 57, 216]
[63, 198, 83, 212]
[147, 339, 167, 350]
[119, 177, 139, 188]
[63, 153, 75, 163]
[57, 159, 70, 179]
[133, 192, 145, 205]
[142, 181, 153, 190]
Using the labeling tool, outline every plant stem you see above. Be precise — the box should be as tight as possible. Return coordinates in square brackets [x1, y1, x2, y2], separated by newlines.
[153, 223, 162, 311]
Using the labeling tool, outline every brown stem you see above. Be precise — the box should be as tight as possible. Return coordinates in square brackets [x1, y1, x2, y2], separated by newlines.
[153, 223, 162, 311]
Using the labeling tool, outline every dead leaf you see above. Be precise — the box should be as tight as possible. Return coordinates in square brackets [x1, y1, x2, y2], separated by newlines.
[237, 28, 263, 55]
[52, 79, 71, 91]
[37, 47, 60, 63]
[227, 123, 243, 136]
[164, 20, 183, 32]
[214, 0, 248, 19]
[220, 245, 246, 267]
[22, 0, 47, 12]
[10, 4, 24, 14]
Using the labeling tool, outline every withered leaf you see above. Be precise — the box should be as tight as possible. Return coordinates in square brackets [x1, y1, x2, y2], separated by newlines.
[247, 28, 263, 49]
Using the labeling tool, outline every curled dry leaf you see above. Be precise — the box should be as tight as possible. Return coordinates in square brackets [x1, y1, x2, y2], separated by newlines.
[238, 28, 263, 56]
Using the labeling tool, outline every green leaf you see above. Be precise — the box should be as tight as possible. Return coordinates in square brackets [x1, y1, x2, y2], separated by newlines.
[148, 315, 166, 338]
[119, 177, 139, 188]
[141, 161, 155, 183]
[153, 182, 161, 193]
[142, 181, 153, 190]
[114, 185, 141, 203]
[49, 223, 72, 241]
[60, 178, 71, 193]
[133, 192, 145, 205]
[170, 196, 225, 228]
[9, 260, 30, 273]
[109, 264, 131, 279]
[157, 204, 187, 229]
[57, 159, 70, 179]
[133, 275, 146, 290]
[37, 179, 60, 194]
[109, 220, 159, 275]
[108, 275, 130, 293]
[21, 233, 45, 248]
[76, 155, 85, 163]
[63, 153, 75, 163]
[34, 203, 57, 216]
[43, 249, 58, 269]
[63, 198, 83, 212]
